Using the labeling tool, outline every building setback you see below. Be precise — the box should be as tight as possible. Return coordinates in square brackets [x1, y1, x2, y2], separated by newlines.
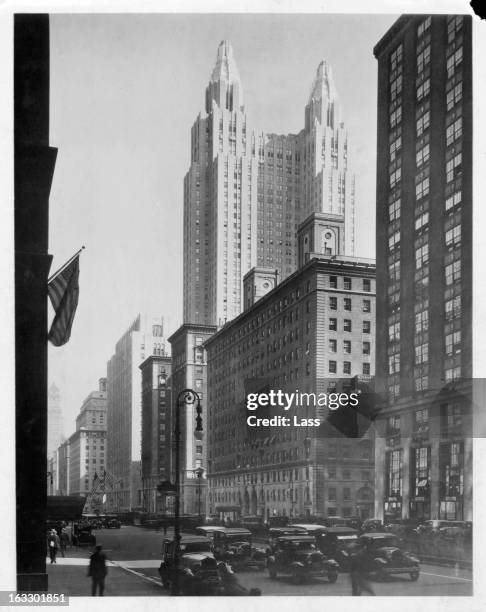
[168, 324, 217, 516]
[67, 379, 107, 508]
[205, 213, 375, 521]
[106, 314, 167, 512]
[183, 41, 355, 327]
[140, 355, 172, 514]
[373, 15, 472, 522]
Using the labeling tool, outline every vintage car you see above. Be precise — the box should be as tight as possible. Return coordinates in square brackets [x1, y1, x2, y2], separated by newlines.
[316, 526, 359, 570]
[72, 522, 96, 546]
[159, 535, 223, 594]
[358, 532, 420, 581]
[290, 523, 328, 536]
[267, 535, 339, 584]
[158, 535, 261, 596]
[359, 518, 383, 533]
[266, 526, 309, 556]
[197, 526, 267, 571]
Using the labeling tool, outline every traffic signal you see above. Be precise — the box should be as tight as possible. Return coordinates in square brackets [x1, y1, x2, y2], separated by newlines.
[195, 397, 203, 431]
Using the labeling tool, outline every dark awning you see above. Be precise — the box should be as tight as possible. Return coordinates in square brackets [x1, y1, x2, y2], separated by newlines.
[47, 496, 86, 521]
[215, 505, 241, 512]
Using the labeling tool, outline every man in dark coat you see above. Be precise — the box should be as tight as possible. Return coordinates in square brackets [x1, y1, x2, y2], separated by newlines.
[349, 543, 375, 596]
[88, 545, 108, 596]
[47, 529, 60, 564]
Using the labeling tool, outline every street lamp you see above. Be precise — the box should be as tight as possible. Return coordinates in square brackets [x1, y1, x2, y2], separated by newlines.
[168, 386, 202, 595]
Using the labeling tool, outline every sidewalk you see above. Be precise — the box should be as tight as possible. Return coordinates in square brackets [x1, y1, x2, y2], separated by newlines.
[46, 553, 166, 597]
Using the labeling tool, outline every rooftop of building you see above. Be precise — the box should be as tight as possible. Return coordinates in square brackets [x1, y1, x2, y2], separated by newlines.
[204, 252, 376, 349]
[167, 322, 219, 344]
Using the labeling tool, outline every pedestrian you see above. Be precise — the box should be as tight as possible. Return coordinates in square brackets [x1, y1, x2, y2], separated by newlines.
[47, 529, 60, 564]
[88, 545, 108, 596]
[349, 543, 375, 596]
[60, 528, 70, 557]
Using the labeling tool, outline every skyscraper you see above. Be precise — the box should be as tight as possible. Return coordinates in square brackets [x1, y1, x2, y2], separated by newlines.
[183, 42, 355, 327]
[373, 15, 472, 522]
[106, 314, 167, 511]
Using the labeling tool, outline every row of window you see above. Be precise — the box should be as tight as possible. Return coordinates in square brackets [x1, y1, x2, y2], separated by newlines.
[329, 339, 371, 355]
[329, 361, 370, 375]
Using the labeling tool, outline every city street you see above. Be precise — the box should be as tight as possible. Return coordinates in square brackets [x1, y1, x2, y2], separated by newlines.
[85, 525, 472, 596]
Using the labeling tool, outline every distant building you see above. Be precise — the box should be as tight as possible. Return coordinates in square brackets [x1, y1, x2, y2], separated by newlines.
[183, 41, 355, 327]
[140, 355, 172, 514]
[205, 213, 376, 520]
[57, 439, 70, 496]
[47, 383, 64, 458]
[168, 324, 217, 516]
[67, 379, 107, 506]
[373, 15, 472, 521]
[106, 314, 167, 512]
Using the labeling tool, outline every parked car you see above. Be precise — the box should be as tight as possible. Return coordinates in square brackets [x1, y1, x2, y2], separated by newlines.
[358, 532, 420, 581]
[158, 535, 261, 596]
[72, 523, 96, 546]
[211, 528, 266, 571]
[267, 535, 339, 584]
[106, 517, 121, 529]
[360, 518, 383, 533]
[266, 526, 308, 556]
[290, 523, 328, 536]
[316, 527, 359, 570]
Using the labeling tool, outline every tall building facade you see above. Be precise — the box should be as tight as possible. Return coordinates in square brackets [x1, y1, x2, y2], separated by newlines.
[168, 324, 217, 516]
[374, 15, 472, 522]
[205, 214, 375, 520]
[140, 355, 172, 514]
[68, 379, 107, 505]
[47, 383, 64, 458]
[106, 314, 167, 511]
[183, 41, 355, 327]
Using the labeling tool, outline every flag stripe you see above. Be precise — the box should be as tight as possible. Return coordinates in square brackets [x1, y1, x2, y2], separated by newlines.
[48, 256, 80, 347]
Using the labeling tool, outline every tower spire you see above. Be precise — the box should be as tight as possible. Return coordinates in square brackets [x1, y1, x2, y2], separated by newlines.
[206, 40, 244, 112]
[306, 60, 341, 129]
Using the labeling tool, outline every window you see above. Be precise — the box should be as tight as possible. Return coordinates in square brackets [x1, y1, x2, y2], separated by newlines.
[363, 341, 370, 355]
[415, 211, 429, 231]
[446, 82, 462, 111]
[195, 378, 203, 389]
[328, 468, 336, 479]
[445, 295, 461, 320]
[415, 343, 429, 365]
[415, 244, 429, 269]
[416, 110, 430, 136]
[328, 487, 336, 501]
[389, 198, 401, 221]
[343, 487, 351, 501]
[445, 190, 461, 211]
[445, 331, 461, 356]
[363, 321, 371, 333]
[389, 353, 400, 374]
[417, 15, 431, 37]
[417, 45, 431, 72]
[390, 44, 403, 72]
[363, 279, 371, 292]
[390, 105, 402, 128]
[363, 363, 371, 376]
[416, 143, 430, 167]
[416, 78, 430, 101]
[362, 299, 371, 313]
[390, 74, 402, 101]
[343, 362, 351, 375]
[329, 339, 337, 353]
[387, 449, 403, 498]
[329, 296, 337, 310]
[343, 340, 351, 354]
[446, 47, 463, 78]
[329, 318, 337, 331]
[343, 319, 352, 332]
[445, 224, 461, 247]
[445, 261, 461, 285]
[343, 277, 352, 290]
[416, 177, 430, 200]
[446, 117, 462, 146]
[390, 135, 402, 162]
[329, 361, 337, 374]
[329, 276, 337, 289]
[344, 298, 352, 311]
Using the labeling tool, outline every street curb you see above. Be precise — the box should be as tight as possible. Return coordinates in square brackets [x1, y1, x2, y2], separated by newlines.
[420, 556, 472, 570]
[109, 560, 165, 589]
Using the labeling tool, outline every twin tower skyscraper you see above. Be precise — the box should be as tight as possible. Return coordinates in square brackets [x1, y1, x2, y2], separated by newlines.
[183, 40, 355, 326]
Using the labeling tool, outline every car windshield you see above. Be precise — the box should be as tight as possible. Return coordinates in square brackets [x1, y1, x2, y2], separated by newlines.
[369, 536, 399, 548]
[292, 541, 316, 550]
[181, 543, 212, 553]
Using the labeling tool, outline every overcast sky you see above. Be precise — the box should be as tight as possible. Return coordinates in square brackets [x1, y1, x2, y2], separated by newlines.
[47, 13, 399, 434]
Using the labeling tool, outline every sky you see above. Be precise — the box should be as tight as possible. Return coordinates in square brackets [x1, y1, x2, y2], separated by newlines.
[48, 12, 399, 435]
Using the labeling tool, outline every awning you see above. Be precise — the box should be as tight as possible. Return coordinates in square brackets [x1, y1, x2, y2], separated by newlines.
[47, 496, 86, 521]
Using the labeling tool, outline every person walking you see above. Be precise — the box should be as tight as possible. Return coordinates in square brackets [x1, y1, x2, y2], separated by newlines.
[349, 543, 375, 596]
[47, 529, 60, 564]
[88, 545, 108, 596]
[60, 528, 70, 557]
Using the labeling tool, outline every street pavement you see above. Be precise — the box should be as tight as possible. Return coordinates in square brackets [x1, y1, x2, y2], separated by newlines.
[49, 525, 473, 597]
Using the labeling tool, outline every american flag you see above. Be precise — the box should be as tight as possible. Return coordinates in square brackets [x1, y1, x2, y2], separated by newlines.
[48, 254, 80, 346]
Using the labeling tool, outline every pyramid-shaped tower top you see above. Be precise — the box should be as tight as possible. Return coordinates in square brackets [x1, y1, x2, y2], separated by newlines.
[206, 40, 244, 112]
[306, 60, 341, 129]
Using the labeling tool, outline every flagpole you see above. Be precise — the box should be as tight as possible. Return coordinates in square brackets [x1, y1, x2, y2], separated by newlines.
[47, 246, 85, 284]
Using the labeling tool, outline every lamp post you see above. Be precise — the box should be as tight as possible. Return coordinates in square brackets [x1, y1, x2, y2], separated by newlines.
[165, 384, 202, 596]
[195, 467, 204, 521]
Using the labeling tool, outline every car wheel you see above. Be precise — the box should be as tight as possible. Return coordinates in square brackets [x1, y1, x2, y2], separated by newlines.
[328, 571, 338, 583]
[268, 565, 277, 579]
[410, 570, 420, 581]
